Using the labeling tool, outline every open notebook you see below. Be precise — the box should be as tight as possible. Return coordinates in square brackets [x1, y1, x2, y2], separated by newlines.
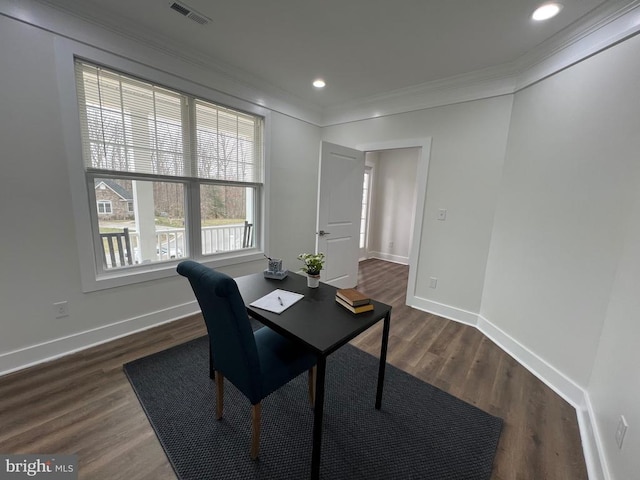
[249, 289, 304, 314]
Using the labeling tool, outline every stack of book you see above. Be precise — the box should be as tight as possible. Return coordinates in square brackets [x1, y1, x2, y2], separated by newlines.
[335, 288, 374, 314]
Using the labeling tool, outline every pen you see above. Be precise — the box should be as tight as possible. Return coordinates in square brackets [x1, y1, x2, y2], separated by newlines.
[277, 296, 284, 306]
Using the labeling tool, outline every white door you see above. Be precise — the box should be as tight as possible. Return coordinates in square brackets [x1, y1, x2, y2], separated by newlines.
[316, 141, 365, 288]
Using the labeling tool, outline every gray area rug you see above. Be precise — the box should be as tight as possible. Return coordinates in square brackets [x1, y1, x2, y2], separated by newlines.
[124, 335, 502, 479]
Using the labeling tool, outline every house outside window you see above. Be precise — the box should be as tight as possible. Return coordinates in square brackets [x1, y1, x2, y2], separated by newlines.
[95, 180, 133, 219]
[75, 60, 264, 271]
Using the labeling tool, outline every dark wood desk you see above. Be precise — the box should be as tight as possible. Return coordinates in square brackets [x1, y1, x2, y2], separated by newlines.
[235, 272, 392, 480]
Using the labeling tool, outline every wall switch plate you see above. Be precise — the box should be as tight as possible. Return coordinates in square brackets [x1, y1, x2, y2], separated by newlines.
[616, 415, 628, 449]
[438, 209, 447, 221]
[429, 277, 438, 289]
[54, 301, 69, 318]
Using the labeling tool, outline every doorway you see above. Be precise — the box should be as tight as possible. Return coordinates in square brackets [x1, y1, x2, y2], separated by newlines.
[356, 138, 431, 306]
[360, 148, 420, 265]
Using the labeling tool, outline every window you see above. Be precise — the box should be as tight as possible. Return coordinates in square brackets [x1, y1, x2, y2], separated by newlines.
[97, 200, 112, 215]
[360, 168, 372, 250]
[75, 60, 264, 272]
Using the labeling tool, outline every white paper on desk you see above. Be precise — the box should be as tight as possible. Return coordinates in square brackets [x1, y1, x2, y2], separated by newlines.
[249, 289, 304, 314]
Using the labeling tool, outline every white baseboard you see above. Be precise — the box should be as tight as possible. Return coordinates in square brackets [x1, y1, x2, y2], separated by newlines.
[476, 315, 606, 480]
[402, 295, 607, 480]
[477, 315, 584, 407]
[408, 295, 479, 326]
[0, 301, 200, 377]
[578, 396, 609, 480]
[368, 251, 409, 265]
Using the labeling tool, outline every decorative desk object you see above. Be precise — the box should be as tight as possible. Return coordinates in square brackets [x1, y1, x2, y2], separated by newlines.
[297, 252, 325, 288]
[263, 256, 288, 280]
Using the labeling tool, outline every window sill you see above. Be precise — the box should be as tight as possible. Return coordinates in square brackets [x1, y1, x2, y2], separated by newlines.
[83, 250, 265, 292]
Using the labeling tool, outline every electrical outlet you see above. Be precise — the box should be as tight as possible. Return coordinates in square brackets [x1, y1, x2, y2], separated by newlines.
[429, 277, 438, 289]
[616, 415, 628, 449]
[53, 301, 69, 319]
[438, 209, 447, 221]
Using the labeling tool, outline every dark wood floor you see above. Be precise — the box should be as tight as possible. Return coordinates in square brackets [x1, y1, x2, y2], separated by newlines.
[0, 259, 588, 479]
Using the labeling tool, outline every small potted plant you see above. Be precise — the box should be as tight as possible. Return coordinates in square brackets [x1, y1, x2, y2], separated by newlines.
[297, 252, 325, 288]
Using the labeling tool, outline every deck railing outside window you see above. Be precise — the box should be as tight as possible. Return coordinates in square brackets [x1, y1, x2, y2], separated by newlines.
[102, 223, 248, 269]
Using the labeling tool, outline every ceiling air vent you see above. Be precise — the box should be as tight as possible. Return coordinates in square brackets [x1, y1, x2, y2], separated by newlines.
[169, 1, 211, 25]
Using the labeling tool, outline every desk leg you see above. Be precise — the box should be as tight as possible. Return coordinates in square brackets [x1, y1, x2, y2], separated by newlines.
[375, 312, 391, 410]
[311, 355, 326, 480]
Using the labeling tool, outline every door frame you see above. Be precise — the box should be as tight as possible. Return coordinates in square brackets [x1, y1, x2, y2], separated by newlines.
[356, 138, 432, 307]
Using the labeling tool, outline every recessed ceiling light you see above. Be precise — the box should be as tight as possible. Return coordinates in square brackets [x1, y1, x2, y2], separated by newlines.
[313, 79, 326, 88]
[532, 3, 563, 21]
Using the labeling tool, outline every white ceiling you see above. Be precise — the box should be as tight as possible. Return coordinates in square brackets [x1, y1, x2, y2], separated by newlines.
[34, 0, 632, 110]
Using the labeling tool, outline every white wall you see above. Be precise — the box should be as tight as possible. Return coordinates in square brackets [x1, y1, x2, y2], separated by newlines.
[480, 31, 640, 479]
[322, 96, 513, 315]
[268, 113, 322, 269]
[588, 190, 640, 480]
[480, 32, 640, 388]
[367, 148, 419, 264]
[0, 13, 320, 373]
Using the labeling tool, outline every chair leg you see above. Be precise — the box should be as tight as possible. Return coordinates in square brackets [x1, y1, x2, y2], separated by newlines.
[308, 366, 316, 408]
[216, 373, 224, 420]
[208, 340, 216, 380]
[251, 403, 261, 460]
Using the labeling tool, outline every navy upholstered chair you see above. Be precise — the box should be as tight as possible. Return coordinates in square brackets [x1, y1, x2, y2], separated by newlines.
[177, 260, 317, 459]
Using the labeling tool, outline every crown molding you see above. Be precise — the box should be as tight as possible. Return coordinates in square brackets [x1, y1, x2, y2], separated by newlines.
[4, 0, 640, 128]
[514, 0, 640, 90]
[321, 0, 640, 126]
[1, 0, 323, 125]
[321, 65, 519, 126]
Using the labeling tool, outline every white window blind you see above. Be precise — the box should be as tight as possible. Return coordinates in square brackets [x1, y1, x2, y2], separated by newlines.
[75, 60, 263, 183]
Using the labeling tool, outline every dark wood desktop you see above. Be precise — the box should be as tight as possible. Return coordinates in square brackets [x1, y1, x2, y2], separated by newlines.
[235, 271, 392, 480]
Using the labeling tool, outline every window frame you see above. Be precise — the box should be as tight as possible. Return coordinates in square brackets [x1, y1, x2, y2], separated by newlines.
[97, 200, 113, 215]
[55, 40, 270, 292]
